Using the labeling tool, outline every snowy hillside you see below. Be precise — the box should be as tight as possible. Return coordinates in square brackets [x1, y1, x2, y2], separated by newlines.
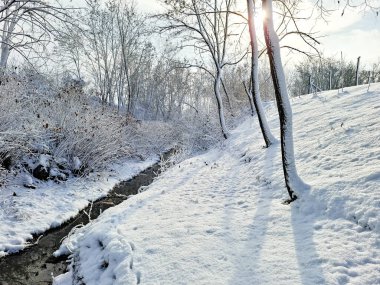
[54, 84, 380, 285]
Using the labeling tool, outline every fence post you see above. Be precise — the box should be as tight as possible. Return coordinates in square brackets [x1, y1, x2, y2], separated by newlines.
[367, 71, 372, 92]
[356, 56, 361, 86]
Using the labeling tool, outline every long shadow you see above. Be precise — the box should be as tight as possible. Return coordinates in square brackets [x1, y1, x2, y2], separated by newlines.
[227, 144, 279, 284]
[291, 189, 327, 285]
[227, 141, 328, 284]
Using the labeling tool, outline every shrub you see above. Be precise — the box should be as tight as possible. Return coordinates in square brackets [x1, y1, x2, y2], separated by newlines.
[0, 75, 127, 180]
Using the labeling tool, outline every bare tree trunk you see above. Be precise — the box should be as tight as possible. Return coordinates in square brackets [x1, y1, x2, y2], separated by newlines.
[247, 0, 276, 148]
[243, 80, 255, 116]
[0, 16, 14, 69]
[262, 0, 303, 201]
[308, 74, 312, 94]
[0, 44, 9, 69]
[215, 68, 229, 139]
[221, 79, 234, 116]
[329, 69, 332, 90]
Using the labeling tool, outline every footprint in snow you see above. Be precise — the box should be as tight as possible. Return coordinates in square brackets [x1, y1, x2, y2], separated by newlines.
[130, 257, 134, 269]
[205, 228, 217, 234]
[135, 271, 141, 284]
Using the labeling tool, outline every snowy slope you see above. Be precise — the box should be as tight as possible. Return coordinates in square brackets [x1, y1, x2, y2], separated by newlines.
[0, 157, 157, 257]
[54, 84, 380, 285]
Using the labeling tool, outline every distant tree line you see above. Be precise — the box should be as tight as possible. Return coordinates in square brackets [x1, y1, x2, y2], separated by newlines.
[289, 55, 380, 96]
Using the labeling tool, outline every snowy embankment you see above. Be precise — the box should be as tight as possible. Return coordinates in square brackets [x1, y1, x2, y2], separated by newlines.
[54, 84, 380, 285]
[0, 157, 158, 257]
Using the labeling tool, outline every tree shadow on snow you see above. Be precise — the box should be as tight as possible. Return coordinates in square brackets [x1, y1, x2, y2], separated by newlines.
[226, 144, 278, 284]
[227, 143, 327, 284]
[291, 189, 327, 285]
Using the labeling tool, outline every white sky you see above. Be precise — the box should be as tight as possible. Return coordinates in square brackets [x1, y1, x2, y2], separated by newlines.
[136, 0, 380, 67]
[310, 4, 380, 67]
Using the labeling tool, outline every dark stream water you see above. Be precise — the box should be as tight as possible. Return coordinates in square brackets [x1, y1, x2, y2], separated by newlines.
[0, 151, 173, 285]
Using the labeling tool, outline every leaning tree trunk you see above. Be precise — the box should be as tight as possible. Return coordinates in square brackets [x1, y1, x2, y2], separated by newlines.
[243, 80, 255, 116]
[262, 0, 301, 201]
[1, 13, 18, 70]
[215, 68, 229, 139]
[247, 0, 276, 148]
[0, 43, 10, 69]
[0, 29, 10, 70]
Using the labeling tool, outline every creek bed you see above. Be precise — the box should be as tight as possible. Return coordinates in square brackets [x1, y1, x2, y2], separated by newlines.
[0, 151, 173, 285]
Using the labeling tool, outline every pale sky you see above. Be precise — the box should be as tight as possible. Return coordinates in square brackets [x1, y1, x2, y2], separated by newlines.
[311, 4, 380, 66]
[136, 0, 380, 67]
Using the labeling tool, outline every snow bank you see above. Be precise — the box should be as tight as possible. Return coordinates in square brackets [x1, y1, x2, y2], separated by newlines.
[0, 157, 157, 257]
[52, 83, 379, 284]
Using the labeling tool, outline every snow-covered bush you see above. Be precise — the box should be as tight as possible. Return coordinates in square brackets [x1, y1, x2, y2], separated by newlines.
[61, 74, 86, 94]
[48, 91, 127, 174]
[0, 75, 127, 181]
[125, 120, 178, 158]
[0, 77, 42, 165]
[178, 114, 221, 152]
[125, 110, 223, 163]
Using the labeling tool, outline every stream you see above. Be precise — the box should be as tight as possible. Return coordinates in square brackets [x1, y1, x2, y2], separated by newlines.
[0, 150, 173, 285]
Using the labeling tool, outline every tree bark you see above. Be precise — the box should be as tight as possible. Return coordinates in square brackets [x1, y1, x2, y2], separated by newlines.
[262, 0, 301, 201]
[0, 20, 11, 69]
[0, 43, 9, 69]
[308, 74, 312, 94]
[243, 80, 255, 116]
[215, 68, 229, 139]
[247, 0, 276, 148]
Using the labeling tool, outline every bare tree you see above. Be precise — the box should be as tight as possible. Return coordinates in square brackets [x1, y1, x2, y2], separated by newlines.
[247, 0, 276, 147]
[262, 0, 304, 202]
[77, 0, 149, 111]
[0, 0, 74, 69]
[313, 0, 380, 18]
[160, 0, 247, 139]
[115, 2, 149, 114]
[55, 21, 84, 80]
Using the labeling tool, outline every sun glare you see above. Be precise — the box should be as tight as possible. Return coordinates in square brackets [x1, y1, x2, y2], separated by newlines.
[259, 8, 267, 21]
[253, 9, 265, 33]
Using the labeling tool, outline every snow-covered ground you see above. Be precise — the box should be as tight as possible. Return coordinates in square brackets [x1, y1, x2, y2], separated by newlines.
[0, 157, 158, 257]
[52, 84, 380, 284]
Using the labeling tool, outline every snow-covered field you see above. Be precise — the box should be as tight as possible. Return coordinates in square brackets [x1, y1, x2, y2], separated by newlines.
[0, 157, 158, 257]
[20, 83, 380, 284]
[53, 83, 380, 285]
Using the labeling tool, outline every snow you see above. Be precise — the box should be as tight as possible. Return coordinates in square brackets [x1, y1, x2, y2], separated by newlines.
[39, 154, 51, 168]
[73, 156, 82, 171]
[0, 157, 158, 257]
[54, 83, 380, 284]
